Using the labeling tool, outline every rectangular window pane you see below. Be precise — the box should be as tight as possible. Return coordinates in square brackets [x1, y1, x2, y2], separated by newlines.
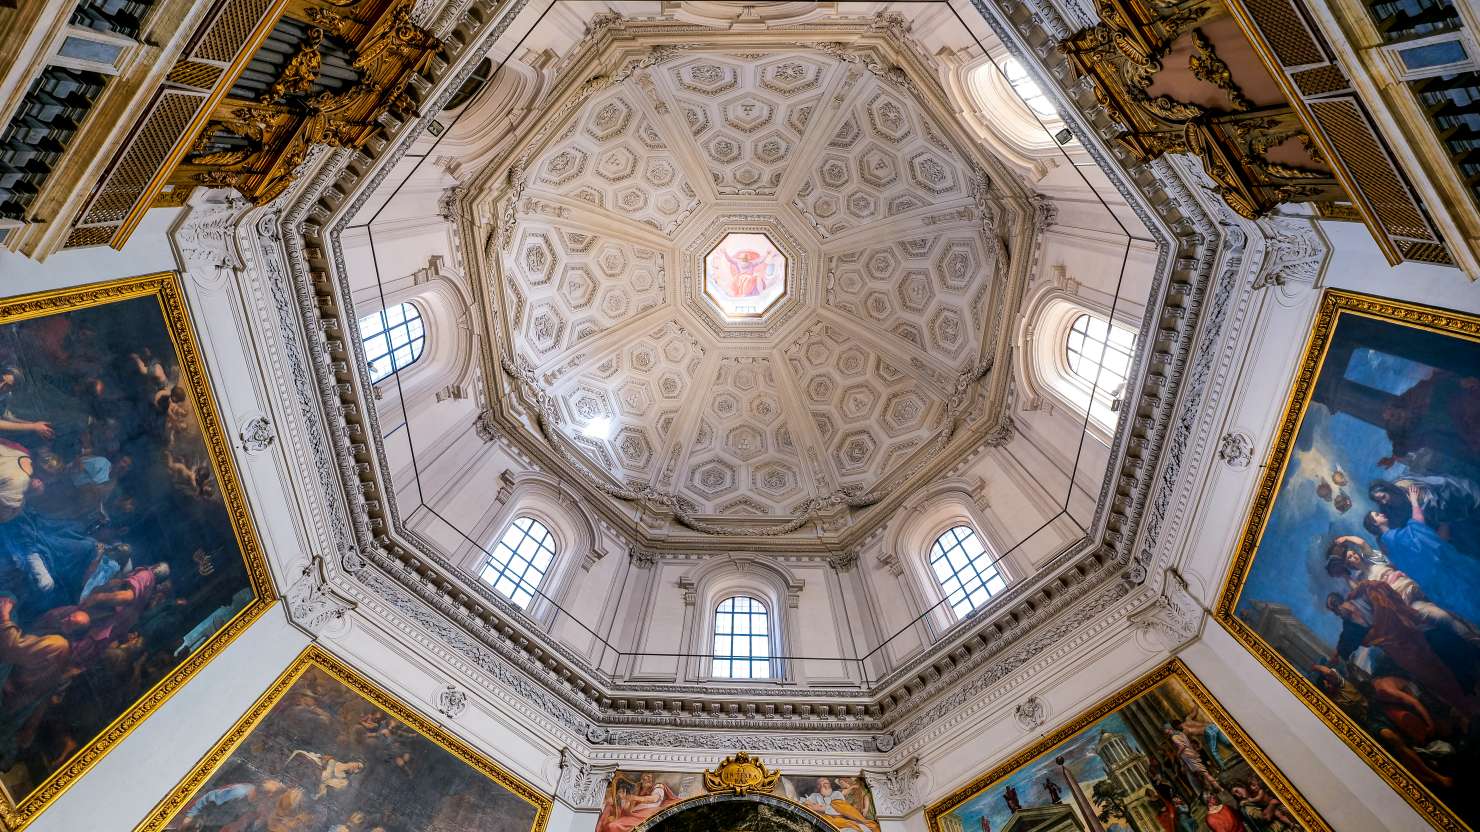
[751, 635, 768, 657]
[364, 333, 391, 361]
[1399, 39, 1468, 70]
[751, 660, 770, 678]
[712, 659, 727, 677]
[714, 635, 731, 656]
[384, 305, 406, 325]
[393, 345, 414, 367]
[390, 326, 410, 348]
[734, 638, 751, 657]
[716, 614, 731, 634]
[734, 615, 751, 635]
[59, 36, 124, 65]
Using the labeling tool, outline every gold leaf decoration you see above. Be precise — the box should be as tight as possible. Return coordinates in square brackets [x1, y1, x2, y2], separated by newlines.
[702, 752, 782, 796]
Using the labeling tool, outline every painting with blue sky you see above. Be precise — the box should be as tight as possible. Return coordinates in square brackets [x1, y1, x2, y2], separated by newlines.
[1221, 293, 1480, 830]
[931, 665, 1323, 832]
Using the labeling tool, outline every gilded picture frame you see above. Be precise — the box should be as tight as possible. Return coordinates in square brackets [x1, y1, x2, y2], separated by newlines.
[924, 659, 1331, 832]
[0, 273, 276, 830]
[1214, 289, 1480, 831]
[133, 645, 555, 832]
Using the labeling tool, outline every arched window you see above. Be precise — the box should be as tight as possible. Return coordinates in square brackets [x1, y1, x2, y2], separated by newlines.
[929, 525, 1006, 618]
[479, 515, 555, 608]
[359, 302, 426, 383]
[1001, 57, 1056, 118]
[1065, 313, 1136, 400]
[712, 595, 771, 679]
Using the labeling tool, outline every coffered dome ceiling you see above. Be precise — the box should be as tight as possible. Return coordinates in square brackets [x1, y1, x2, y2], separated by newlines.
[485, 46, 1015, 529]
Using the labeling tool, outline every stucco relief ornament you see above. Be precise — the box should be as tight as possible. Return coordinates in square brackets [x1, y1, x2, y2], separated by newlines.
[238, 415, 276, 454]
[1014, 696, 1047, 731]
[1216, 431, 1255, 469]
[174, 187, 251, 284]
[1251, 216, 1328, 290]
[867, 757, 921, 818]
[474, 409, 500, 443]
[1130, 569, 1203, 650]
[557, 750, 615, 810]
[586, 723, 609, 744]
[435, 683, 468, 719]
[873, 733, 895, 752]
[284, 555, 356, 638]
[828, 550, 859, 572]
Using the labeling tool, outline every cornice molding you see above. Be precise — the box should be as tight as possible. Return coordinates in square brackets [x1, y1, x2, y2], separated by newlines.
[210, 0, 1321, 759]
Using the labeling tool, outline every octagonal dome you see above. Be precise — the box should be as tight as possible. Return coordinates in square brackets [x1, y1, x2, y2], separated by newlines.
[485, 47, 1011, 523]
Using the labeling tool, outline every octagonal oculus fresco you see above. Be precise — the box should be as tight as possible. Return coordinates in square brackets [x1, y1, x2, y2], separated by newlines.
[704, 232, 787, 318]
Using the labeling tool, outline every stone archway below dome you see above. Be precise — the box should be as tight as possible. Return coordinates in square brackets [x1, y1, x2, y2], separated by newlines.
[632, 793, 838, 832]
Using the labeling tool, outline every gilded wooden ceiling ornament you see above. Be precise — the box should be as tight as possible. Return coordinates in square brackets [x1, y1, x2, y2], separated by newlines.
[1063, 0, 1345, 219]
[703, 753, 782, 796]
[168, 0, 442, 205]
[263, 28, 326, 103]
[1187, 28, 1252, 112]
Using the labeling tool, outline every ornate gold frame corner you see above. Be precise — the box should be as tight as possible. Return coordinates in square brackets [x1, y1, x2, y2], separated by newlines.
[134, 644, 554, 832]
[1212, 288, 1480, 832]
[923, 659, 1331, 832]
[0, 273, 278, 831]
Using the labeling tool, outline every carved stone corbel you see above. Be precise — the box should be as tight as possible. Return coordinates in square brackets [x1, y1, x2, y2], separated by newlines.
[173, 187, 252, 285]
[863, 756, 923, 818]
[1129, 569, 1204, 651]
[284, 554, 357, 638]
[557, 749, 617, 810]
[1251, 215, 1328, 290]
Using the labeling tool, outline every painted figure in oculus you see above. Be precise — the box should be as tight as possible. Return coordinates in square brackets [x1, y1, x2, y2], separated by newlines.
[703, 232, 787, 318]
[140, 648, 549, 832]
[1217, 293, 1480, 829]
[927, 662, 1328, 832]
[0, 275, 272, 826]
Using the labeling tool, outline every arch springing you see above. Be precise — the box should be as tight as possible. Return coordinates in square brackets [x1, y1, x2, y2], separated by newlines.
[480, 515, 555, 609]
[929, 525, 1006, 618]
[712, 595, 771, 679]
[359, 302, 426, 383]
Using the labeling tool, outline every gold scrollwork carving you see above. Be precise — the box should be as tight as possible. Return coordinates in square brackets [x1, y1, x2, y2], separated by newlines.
[262, 28, 325, 103]
[1188, 28, 1252, 111]
[703, 752, 782, 796]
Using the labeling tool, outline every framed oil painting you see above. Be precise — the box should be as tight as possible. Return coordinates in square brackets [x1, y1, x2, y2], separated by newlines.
[0, 273, 274, 829]
[136, 646, 553, 832]
[925, 660, 1329, 832]
[1215, 290, 1480, 830]
[597, 767, 879, 832]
